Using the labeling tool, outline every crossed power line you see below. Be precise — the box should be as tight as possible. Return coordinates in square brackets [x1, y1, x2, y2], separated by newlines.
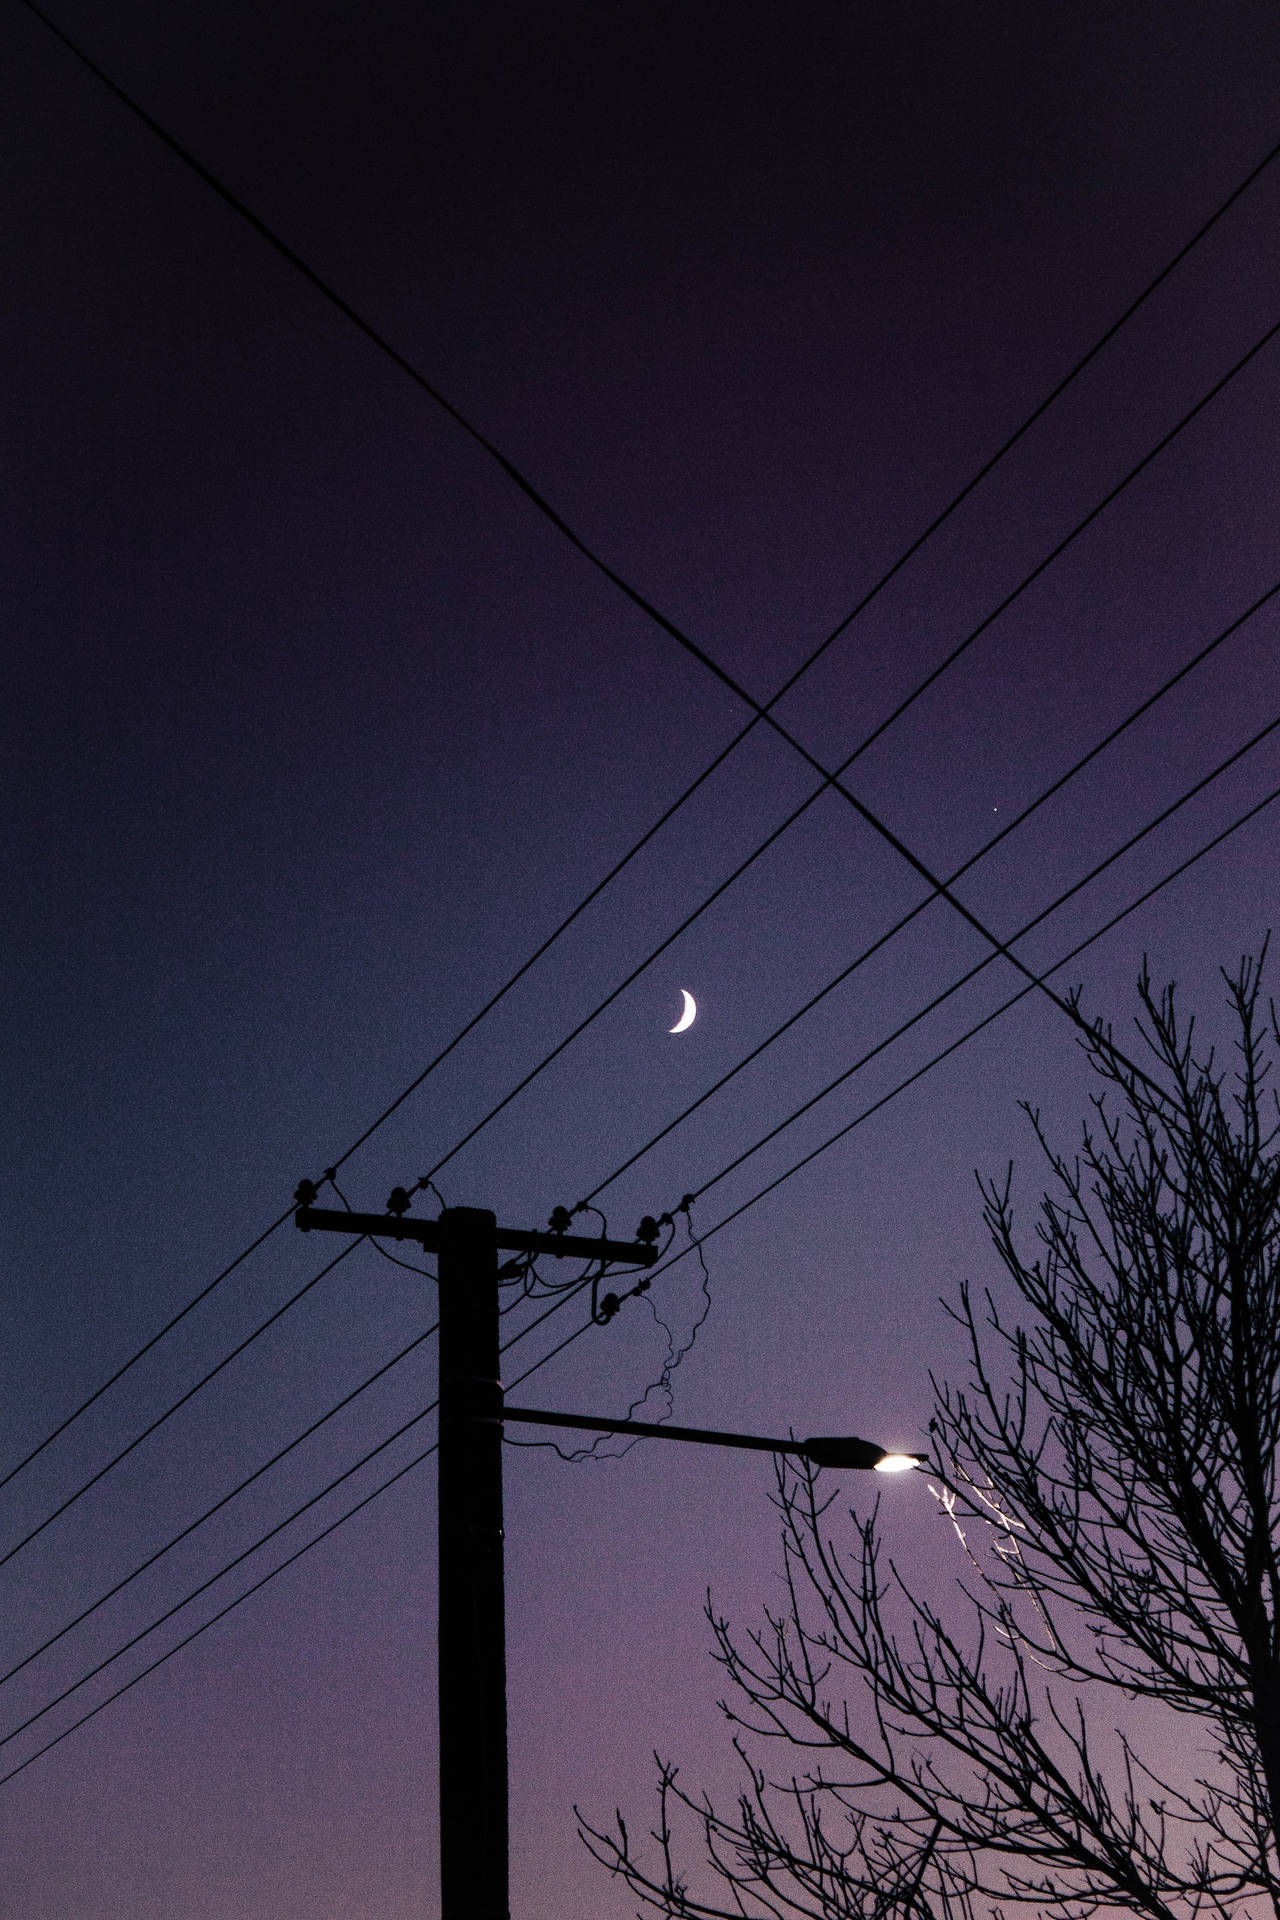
[5, 0, 1280, 1786]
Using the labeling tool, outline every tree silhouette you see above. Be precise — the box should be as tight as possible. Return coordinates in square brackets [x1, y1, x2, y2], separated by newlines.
[581, 951, 1280, 1919]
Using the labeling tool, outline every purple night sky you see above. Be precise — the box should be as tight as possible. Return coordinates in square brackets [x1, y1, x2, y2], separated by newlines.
[4, 3, 1280, 1914]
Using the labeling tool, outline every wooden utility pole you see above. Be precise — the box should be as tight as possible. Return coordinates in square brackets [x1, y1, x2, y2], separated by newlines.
[294, 1191, 658, 1920]
[437, 1207, 506, 1920]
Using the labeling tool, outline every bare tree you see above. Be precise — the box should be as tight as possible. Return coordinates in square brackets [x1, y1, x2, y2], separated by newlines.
[580, 952, 1280, 1920]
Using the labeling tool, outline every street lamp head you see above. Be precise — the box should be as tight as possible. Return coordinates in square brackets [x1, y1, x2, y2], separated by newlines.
[799, 1437, 927, 1472]
[800, 1436, 926, 1472]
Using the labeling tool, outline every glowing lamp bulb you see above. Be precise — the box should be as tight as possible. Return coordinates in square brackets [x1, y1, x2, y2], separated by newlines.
[873, 1452, 923, 1474]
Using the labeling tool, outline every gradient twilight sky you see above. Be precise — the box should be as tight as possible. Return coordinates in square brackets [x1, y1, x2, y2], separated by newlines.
[4, 3, 1280, 1915]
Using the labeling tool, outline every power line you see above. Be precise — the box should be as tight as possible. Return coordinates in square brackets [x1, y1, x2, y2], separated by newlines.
[476, 721, 1280, 1366]
[22, 0, 1273, 1092]
[6, 0, 1278, 1493]
[0, 1318, 440, 1697]
[2, 773, 1273, 1792]
[344, 736, 1280, 1447]
[0, 1422, 444, 1791]
[0, 1210, 292, 1496]
[667, 789, 1280, 1270]
[11, 560, 1269, 1583]
[0, 1242, 596, 1724]
[0, 1213, 649, 1696]
[682, 711, 1280, 1210]
[330, 195, 1280, 1189]
[616, 355, 1280, 1112]
[580, 582, 1280, 1204]
[0, 1254, 627, 1784]
[489, 727, 1280, 1391]
[16, 572, 1265, 1567]
[0, 1400, 447, 1757]
[6, 0, 1273, 1807]
[2, 1181, 630, 1601]
[6, 551, 1260, 1582]
[16, 0, 1279, 750]
[405, 306, 1280, 1199]
[0, 1240, 361, 1571]
[537, 776, 1280, 1349]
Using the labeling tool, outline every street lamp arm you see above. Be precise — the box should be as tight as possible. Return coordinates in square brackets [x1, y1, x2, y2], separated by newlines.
[502, 1406, 922, 1471]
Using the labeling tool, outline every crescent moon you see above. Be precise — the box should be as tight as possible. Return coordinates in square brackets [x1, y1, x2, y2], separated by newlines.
[669, 989, 697, 1034]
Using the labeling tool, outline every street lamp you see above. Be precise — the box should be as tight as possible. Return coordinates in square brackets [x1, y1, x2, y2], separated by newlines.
[502, 1404, 925, 1473]
[294, 1195, 924, 1920]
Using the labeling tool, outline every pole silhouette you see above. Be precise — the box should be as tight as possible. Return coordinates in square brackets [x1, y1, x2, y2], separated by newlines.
[438, 1208, 507, 1920]
[295, 1192, 658, 1920]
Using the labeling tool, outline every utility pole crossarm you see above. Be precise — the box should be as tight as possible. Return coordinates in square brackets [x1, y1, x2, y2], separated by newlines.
[294, 1203, 659, 1266]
